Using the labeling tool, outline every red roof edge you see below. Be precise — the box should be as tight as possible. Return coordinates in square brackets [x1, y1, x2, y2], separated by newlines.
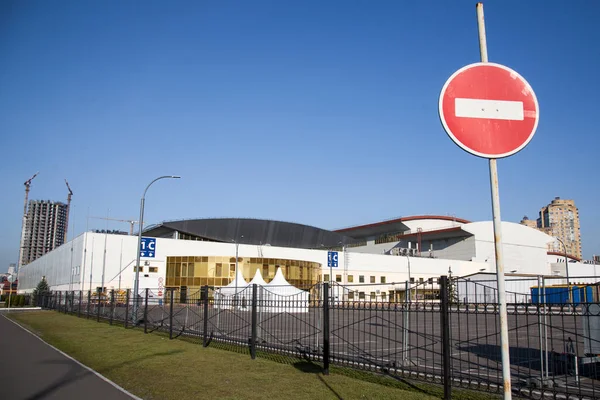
[334, 215, 470, 233]
[547, 251, 582, 262]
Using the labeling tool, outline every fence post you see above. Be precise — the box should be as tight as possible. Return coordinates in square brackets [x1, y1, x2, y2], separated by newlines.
[440, 275, 452, 400]
[169, 288, 175, 339]
[143, 288, 149, 334]
[78, 291, 82, 318]
[71, 291, 75, 314]
[125, 289, 130, 329]
[59, 292, 62, 313]
[110, 290, 115, 325]
[203, 285, 209, 347]
[323, 282, 330, 375]
[250, 284, 258, 359]
[96, 288, 101, 322]
[87, 290, 91, 319]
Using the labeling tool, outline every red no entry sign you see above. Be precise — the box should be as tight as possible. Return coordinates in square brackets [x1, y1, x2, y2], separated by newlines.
[439, 62, 539, 158]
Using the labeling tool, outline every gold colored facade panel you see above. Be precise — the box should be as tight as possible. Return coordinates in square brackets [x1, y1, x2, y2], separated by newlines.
[165, 256, 321, 293]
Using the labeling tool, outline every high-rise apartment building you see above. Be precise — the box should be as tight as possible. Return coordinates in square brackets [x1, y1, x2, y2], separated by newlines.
[536, 197, 582, 259]
[519, 216, 537, 229]
[20, 200, 68, 266]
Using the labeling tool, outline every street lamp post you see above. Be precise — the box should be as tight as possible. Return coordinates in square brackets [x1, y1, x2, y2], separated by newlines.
[554, 237, 571, 304]
[233, 235, 243, 307]
[406, 253, 412, 302]
[133, 175, 180, 318]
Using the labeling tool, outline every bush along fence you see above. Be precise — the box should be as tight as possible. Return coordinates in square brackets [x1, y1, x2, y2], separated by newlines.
[2, 293, 32, 308]
[38, 275, 600, 400]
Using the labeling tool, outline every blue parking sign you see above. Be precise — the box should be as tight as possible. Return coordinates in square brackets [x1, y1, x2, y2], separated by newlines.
[327, 251, 338, 267]
[140, 237, 156, 258]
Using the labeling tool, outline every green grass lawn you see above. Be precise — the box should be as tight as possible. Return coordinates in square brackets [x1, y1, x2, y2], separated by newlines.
[8, 311, 495, 400]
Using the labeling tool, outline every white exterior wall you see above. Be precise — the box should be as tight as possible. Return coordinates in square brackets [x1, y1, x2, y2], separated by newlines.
[462, 221, 554, 275]
[18, 233, 86, 292]
[18, 232, 141, 293]
[18, 231, 543, 300]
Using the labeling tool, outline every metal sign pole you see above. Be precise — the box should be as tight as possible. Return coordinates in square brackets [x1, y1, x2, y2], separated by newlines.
[476, 3, 512, 398]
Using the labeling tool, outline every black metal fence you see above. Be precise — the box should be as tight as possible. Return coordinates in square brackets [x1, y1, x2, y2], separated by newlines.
[38, 275, 600, 399]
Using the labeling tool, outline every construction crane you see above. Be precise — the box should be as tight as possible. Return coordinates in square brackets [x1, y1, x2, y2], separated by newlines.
[18, 172, 39, 269]
[64, 180, 73, 241]
[88, 216, 138, 236]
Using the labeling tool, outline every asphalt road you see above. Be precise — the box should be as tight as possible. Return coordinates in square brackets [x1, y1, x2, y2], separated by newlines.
[0, 313, 137, 400]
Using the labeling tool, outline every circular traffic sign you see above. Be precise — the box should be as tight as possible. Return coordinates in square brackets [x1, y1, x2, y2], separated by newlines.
[439, 62, 539, 158]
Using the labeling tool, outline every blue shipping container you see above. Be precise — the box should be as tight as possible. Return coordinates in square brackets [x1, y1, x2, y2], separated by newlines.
[530, 285, 593, 305]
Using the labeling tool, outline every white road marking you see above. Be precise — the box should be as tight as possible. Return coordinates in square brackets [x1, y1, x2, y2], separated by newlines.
[455, 98, 524, 121]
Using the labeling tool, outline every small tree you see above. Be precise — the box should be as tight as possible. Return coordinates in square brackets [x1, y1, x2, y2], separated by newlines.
[32, 278, 50, 306]
[448, 276, 459, 305]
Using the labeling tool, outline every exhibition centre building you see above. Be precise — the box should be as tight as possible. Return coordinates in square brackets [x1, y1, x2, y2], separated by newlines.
[17, 215, 592, 301]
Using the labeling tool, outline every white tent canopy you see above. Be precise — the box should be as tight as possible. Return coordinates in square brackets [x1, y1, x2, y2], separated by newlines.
[249, 269, 267, 286]
[215, 267, 309, 313]
[214, 266, 249, 309]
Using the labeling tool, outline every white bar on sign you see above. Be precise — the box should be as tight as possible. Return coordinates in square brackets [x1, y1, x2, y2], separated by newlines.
[455, 98, 524, 121]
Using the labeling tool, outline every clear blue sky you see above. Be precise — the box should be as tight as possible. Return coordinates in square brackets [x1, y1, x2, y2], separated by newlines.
[1, 0, 599, 270]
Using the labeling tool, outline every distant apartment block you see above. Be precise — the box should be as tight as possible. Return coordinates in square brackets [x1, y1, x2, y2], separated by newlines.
[20, 200, 68, 266]
[520, 198, 582, 259]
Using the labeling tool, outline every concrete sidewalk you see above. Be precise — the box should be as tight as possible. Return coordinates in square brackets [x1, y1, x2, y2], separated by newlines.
[0, 313, 139, 400]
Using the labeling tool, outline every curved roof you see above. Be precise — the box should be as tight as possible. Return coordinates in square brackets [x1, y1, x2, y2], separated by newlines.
[334, 215, 470, 239]
[143, 218, 355, 249]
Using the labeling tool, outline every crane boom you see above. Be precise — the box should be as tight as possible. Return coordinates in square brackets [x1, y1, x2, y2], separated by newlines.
[89, 216, 138, 236]
[18, 172, 39, 269]
[24, 172, 39, 187]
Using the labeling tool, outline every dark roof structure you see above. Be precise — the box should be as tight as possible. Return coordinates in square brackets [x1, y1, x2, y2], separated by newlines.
[143, 218, 356, 249]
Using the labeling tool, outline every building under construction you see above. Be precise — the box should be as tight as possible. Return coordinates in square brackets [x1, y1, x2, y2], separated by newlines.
[20, 200, 69, 266]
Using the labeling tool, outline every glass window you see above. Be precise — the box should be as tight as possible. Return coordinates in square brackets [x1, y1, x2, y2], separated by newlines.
[380, 276, 386, 284]
[348, 275, 354, 283]
[181, 263, 188, 277]
[370, 292, 376, 300]
[381, 292, 387, 301]
[348, 292, 354, 300]
[359, 275, 365, 283]
[188, 263, 195, 277]
[370, 276, 375, 283]
[134, 266, 143, 272]
[149, 267, 158, 273]
[336, 275, 342, 282]
[324, 274, 330, 282]
[359, 292, 365, 299]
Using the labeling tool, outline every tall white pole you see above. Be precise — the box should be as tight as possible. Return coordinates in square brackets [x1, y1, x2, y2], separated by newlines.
[118, 239, 123, 292]
[89, 236, 95, 291]
[80, 233, 88, 291]
[477, 4, 512, 399]
[235, 241, 239, 306]
[101, 209, 109, 293]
